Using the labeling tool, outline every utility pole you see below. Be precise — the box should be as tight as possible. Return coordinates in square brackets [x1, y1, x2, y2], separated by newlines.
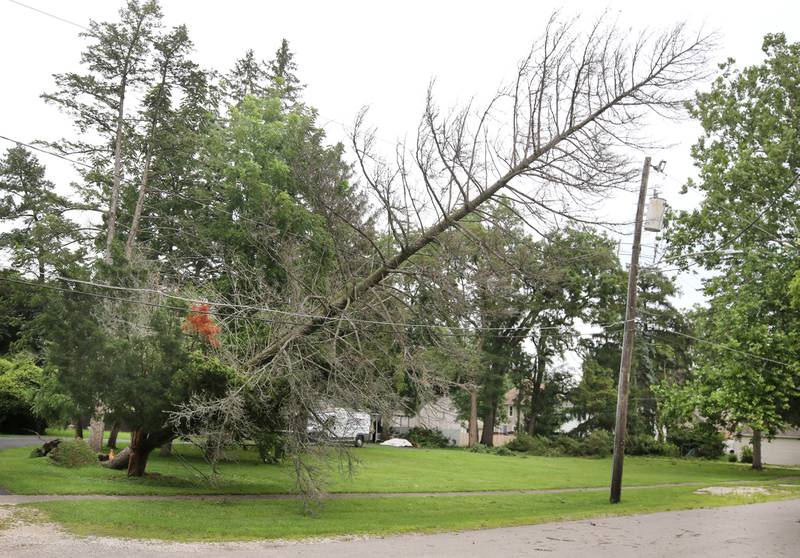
[609, 156, 651, 504]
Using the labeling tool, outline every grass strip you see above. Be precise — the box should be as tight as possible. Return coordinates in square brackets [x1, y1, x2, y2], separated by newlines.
[26, 484, 800, 542]
[2, 444, 797, 496]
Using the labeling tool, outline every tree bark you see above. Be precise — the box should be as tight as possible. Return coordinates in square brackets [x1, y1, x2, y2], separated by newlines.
[104, 446, 131, 470]
[107, 422, 120, 449]
[526, 345, 547, 436]
[752, 429, 763, 470]
[468, 389, 478, 447]
[73, 418, 83, 439]
[127, 429, 162, 477]
[88, 413, 105, 452]
[480, 398, 496, 446]
[125, 68, 168, 259]
[125, 150, 152, 259]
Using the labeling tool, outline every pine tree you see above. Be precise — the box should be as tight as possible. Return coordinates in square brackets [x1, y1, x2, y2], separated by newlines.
[125, 24, 200, 258]
[221, 49, 269, 104]
[42, 0, 162, 263]
[0, 147, 85, 281]
[267, 39, 304, 105]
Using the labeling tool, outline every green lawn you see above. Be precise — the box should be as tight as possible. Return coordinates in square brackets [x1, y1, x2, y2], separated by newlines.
[26, 483, 800, 542]
[1, 443, 797, 496]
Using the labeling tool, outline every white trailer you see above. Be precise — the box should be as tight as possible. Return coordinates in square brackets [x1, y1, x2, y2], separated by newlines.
[307, 409, 372, 447]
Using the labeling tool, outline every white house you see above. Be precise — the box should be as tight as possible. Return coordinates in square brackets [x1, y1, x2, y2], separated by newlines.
[390, 389, 527, 447]
[390, 396, 469, 446]
[725, 428, 800, 466]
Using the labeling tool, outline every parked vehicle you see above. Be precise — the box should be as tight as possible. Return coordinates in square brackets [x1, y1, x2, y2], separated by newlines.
[307, 409, 372, 447]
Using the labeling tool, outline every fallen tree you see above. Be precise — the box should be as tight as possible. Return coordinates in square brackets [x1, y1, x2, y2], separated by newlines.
[170, 15, 714, 492]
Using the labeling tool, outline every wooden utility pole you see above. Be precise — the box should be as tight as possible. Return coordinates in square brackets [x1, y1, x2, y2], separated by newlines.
[609, 156, 651, 504]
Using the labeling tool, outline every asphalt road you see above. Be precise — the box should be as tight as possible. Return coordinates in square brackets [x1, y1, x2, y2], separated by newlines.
[0, 435, 55, 450]
[1, 498, 799, 557]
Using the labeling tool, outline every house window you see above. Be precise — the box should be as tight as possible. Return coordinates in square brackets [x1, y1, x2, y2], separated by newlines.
[509, 405, 513, 417]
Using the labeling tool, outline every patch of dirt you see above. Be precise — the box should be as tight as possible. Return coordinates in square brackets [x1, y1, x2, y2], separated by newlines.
[694, 486, 769, 496]
[0, 506, 47, 531]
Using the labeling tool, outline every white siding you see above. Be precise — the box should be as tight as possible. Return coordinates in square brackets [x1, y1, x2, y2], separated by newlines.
[725, 433, 800, 466]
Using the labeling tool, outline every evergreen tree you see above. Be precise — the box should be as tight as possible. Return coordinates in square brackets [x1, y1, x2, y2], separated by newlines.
[0, 147, 85, 281]
[570, 269, 692, 437]
[221, 49, 269, 104]
[267, 39, 304, 105]
[42, 0, 162, 262]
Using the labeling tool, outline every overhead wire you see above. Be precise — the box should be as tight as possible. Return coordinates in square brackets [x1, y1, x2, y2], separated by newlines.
[5, 1, 796, 369]
[637, 307, 795, 368]
[2, 132, 792, 360]
[7, 0, 88, 30]
[0, 274, 624, 340]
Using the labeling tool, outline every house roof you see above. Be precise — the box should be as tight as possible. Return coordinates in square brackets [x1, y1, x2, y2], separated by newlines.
[504, 388, 519, 406]
[737, 427, 800, 439]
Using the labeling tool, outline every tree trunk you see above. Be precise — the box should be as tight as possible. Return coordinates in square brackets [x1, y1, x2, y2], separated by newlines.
[88, 413, 105, 452]
[752, 429, 763, 470]
[104, 446, 131, 470]
[125, 151, 151, 259]
[127, 429, 159, 477]
[73, 418, 83, 439]
[480, 399, 496, 446]
[125, 57, 170, 259]
[105, 80, 127, 264]
[526, 351, 547, 436]
[107, 422, 120, 449]
[468, 389, 478, 447]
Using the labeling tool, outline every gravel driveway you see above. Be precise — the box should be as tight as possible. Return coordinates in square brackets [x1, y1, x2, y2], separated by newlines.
[1, 498, 799, 557]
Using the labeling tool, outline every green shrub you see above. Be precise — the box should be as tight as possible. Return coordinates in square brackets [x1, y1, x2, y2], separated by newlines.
[49, 440, 97, 467]
[0, 354, 47, 434]
[554, 435, 582, 456]
[727, 451, 738, 463]
[467, 444, 514, 456]
[507, 433, 556, 455]
[407, 427, 450, 448]
[667, 423, 725, 459]
[507, 432, 613, 457]
[740, 445, 753, 464]
[582, 430, 613, 457]
[506, 432, 536, 452]
[492, 446, 514, 456]
[626, 434, 680, 457]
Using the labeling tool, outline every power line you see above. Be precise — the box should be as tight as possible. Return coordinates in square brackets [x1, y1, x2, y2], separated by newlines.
[0, 274, 621, 340]
[1, 130, 654, 283]
[652, 327, 795, 369]
[658, 169, 797, 252]
[636, 308, 795, 369]
[48, 273, 629, 333]
[0, 134, 92, 168]
[7, 0, 89, 31]
[4, 1, 402, 149]
[636, 171, 799, 275]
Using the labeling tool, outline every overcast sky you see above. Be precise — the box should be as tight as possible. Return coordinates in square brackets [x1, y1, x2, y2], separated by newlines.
[1, 0, 799, 311]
